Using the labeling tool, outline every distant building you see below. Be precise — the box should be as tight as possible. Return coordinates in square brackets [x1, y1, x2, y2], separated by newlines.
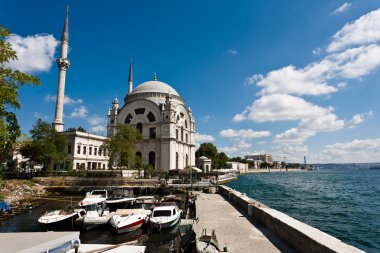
[245, 154, 273, 164]
[196, 156, 212, 173]
[62, 131, 109, 170]
[226, 161, 248, 173]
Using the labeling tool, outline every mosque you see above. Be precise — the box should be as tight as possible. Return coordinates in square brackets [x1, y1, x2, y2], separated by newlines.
[52, 8, 196, 171]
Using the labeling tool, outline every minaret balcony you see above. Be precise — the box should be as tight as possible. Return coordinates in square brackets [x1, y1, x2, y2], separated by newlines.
[57, 58, 70, 70]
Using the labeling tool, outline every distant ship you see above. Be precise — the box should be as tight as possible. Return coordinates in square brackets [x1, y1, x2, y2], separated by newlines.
[302, 156, 317, 171]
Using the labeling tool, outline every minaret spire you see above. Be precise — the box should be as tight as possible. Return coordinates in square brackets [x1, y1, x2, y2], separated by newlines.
[128, 58, 133, 94]
[53, 6, 71, 132]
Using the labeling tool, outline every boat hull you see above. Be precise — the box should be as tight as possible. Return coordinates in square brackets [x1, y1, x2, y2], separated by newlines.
[150, 214, 181, 230]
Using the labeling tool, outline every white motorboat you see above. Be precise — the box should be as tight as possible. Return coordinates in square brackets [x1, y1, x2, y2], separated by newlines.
[110, 208, 151, 234]
[79, 190, 108, 207]
[105, 188, 136, 211]
[83, 204, 112, 230]
[38, 206, 86, 229]
[150, 205, 182, 230]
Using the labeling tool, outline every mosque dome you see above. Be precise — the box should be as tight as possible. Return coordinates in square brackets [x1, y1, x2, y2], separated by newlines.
[131, 80, 179, 96]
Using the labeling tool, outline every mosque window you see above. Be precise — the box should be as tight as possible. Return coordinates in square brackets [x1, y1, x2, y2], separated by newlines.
[176, 152, 179, 169]
[94, 148, 97, 156]
[89, 147, 92, 155]
[176, 115, 180, 122]
[136, 123, 143, 134]
[68, 145, 72, 154]
[186, 133, 188, 143]
[181, 128, 184, 141]
[77, 145, 81, 154]
[125, 114, 133, 124]
[83, 146, 87, 155]
[135, 108, 145, 115]
[147, 111, 156, 122]
[185, 120, 188, 128]
[150, 127, 156, 139]
[149, 151, 156, 168]
[176, 129, 179, 139]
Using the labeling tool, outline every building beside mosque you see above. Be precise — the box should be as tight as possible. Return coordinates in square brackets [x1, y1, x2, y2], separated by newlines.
[51, 7, 195, 171]
[107, 68, 196, 171]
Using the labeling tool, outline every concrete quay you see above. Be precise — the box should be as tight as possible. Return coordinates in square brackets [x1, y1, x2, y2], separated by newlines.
[194, 186, 365, 253]
[194, 192, 297, 253]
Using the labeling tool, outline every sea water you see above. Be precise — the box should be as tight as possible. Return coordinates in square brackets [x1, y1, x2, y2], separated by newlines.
[227, 164, 380, 253]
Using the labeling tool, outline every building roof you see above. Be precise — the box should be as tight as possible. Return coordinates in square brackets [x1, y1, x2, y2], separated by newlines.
[131, 80, 179, 96]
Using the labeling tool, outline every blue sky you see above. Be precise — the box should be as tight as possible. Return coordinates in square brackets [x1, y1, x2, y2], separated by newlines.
[2, 0, 380, 163]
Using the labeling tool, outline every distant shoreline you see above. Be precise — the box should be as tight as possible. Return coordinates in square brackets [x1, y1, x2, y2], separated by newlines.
[242, 168, 304, 174]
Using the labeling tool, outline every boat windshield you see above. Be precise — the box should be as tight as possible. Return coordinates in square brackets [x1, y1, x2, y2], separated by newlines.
[153, 210, 172, 217]
[91, 190, 107, 197]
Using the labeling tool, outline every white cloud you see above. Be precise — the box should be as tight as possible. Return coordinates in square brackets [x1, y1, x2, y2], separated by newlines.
[328, 8, 380, 52]
[337, 82, 347, 88]
[6, 33, 59, 73]
[34, 112, 48, 120]
[68, 106, 88, 119]
[332, 2, 352, 15]
[273, 144, 309, 163]
[347, 111, 373, 128]
[44, 94, 83, 105]
[203, 115, 211, 122]
[244, 74, 263, 86]
[220, 128, 271, 139]
[312, 47, 322, 55]
[226, 49, 238, 56]
[90, 125, 106, 133]
[87, 115, 106, 126]
[322, 138, 380, 163]
[195, 133, 214, 143]
[256, 65, 338, 96]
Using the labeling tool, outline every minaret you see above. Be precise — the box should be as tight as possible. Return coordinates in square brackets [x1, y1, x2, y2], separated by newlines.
[128, 59, 133, 94]
[53, 6, 70, 132]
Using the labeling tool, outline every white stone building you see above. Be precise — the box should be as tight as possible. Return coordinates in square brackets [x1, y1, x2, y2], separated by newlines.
[107, 69, 196, 171]
[195, 156, 212, 173]
[226, 161, 249, 173]
[245, 154, 273, 164]
[62, 131, 109, 170]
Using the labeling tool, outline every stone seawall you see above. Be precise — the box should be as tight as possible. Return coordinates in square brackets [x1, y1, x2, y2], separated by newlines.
[219, 185, 364, 253]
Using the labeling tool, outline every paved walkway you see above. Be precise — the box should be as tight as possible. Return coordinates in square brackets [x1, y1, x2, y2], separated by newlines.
[194, 192, 297, 253]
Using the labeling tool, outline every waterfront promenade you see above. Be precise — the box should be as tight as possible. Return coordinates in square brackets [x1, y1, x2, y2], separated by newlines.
[194, 192, 297, 253]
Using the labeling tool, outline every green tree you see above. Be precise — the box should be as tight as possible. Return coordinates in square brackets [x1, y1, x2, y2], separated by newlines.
[20, 119, 67, 170]
[102, 124, 141, 169]
[0, 25, 40, 163]
[215, 152, 229, 169]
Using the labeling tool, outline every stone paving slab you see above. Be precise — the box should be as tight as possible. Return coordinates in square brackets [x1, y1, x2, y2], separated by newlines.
[194, 192, 297, 253]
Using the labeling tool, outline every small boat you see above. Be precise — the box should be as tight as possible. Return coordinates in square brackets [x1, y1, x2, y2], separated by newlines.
[135, 196, 157, 209]
[160, 195, 182, 207]
[110, 208, 151, 234]
[177, 219, 195, 252]
[150, 205, 182, 230]
[38, 206, 86, 229]
[83, 203, 112, 230]
[106, 188, 136, 211]
[79, 190, 108, 207]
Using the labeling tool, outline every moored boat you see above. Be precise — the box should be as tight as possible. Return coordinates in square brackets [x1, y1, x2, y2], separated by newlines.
[38, 206, 85, 230]
[105, 188, 136, 211]
[150, 205, 182, 230]
[109, 208, 151, 234]
[83, 203, 112, 230]
[79, 190, 108, 207]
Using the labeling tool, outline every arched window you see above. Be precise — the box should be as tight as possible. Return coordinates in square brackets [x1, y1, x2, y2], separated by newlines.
[147, 111, 156, 122]
[176, 152, 179, 169]
[186, 154, 188, 167]
[136, 122, 143, 134]
[206, 165, 209, 173]
[125, 113, 133, 124]
[149, 151, 156, 168]
[185, 120, 188, 128]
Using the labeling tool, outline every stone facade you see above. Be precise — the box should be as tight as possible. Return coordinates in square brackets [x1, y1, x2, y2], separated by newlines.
[107, 76, 196, 171]
[195, 156, 212, 173]
[62, 131, 109, 170]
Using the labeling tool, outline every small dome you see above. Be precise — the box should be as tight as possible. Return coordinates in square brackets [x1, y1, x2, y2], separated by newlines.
[131, 80, 179, 96]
